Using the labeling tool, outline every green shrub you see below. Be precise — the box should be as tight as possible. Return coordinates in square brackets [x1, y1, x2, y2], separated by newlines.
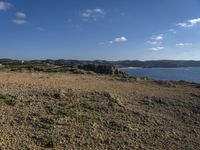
[34, 135, 54, 148]
[78, 115, 90, 124]
[0, 93, 16, 106]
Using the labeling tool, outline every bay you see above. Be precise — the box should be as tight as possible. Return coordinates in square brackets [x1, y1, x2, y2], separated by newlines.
[120, 67, 200, 83]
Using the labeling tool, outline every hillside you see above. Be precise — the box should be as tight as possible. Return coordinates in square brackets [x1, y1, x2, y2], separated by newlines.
[1, 59, 200, 68]
[0, 71, 200, 149]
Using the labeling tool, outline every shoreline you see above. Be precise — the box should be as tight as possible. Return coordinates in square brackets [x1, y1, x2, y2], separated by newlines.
[119, 67, 200, 84]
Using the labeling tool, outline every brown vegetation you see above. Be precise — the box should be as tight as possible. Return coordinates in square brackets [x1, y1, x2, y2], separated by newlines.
[0, 71, 200, 149]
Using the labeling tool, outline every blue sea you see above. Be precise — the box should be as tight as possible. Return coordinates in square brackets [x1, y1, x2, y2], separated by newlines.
[120, 67, 200, 83]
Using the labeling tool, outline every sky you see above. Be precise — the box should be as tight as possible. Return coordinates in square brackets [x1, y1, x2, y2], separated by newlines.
[0, 0, 200, 60]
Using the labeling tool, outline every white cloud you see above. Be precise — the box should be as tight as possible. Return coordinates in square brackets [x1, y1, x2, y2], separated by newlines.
[148, 41, 162, 45]
[176, 43, 192, 46]
[151, 34, 163, 41]
[149, 47, 164, 51]
[15, 12, 26, 18]
[0, 1, 12, 11]
[108, 36, 128, 44]
[111, 36, 128, 43]
[148, 34, 164, 45]
[12, 12, 28, 25]
[190, 18, 200, 24]
[177, 18, 200, 28]
[81, 8, 105, 21]
[12, 19, 27, 25]
[100, 36, 128, 45]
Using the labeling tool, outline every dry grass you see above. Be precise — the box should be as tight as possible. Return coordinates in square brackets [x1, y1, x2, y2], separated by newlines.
[0, 71, 200, 149]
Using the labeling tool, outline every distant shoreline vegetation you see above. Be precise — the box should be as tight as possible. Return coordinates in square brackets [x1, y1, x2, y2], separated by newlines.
[1, 59, 200, 68]
[1, 58, 200, 84]
[119, 66, 200, 70]
[113, 60, 200, 68]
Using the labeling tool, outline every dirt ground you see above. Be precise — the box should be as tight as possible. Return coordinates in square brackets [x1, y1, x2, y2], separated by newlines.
[0, 71, 200, 150]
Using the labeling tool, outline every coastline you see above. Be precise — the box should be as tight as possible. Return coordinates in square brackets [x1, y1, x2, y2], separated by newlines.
[119, 67, 200, 84]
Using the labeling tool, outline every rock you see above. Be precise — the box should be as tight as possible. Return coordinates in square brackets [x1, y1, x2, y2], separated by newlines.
[107, 120, 122, 130]
[192, 106, 200, 114]
[78, 64, 119, 75]
[191, 93, 200, 98]
[154, 80, 176, 88]
[53, 93, 60, 99]
[53, 89, 66, 99]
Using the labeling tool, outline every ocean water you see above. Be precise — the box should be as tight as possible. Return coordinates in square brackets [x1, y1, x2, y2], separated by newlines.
[120, 67, 200, 83]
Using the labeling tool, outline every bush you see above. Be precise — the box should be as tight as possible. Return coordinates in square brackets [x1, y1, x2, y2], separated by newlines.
[0, 93, 16, 106]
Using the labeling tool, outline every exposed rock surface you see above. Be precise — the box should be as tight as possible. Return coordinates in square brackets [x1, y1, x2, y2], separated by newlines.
[78, 64, 120, 75]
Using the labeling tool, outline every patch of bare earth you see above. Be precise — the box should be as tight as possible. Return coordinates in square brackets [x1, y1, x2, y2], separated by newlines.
[0, 71, 200, 149]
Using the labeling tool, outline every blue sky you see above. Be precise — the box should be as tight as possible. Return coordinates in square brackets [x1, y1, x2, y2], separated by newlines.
[0, 0, 200, 60]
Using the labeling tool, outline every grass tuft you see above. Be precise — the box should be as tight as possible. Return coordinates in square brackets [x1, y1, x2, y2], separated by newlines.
[0, 93, 17, 106]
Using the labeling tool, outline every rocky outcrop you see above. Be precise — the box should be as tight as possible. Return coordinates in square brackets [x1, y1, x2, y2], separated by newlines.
[78, 64, 119, 75]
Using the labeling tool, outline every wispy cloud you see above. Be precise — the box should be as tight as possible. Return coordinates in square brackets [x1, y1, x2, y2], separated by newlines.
[15, 12, 26, 18]
[176, 43, 192, 46]
[12, 19, 28, 25]
[148, 41, 162, 45]
[36, 27, 45, 31]
[12, 11, 28, 25]
[169, 29, 176, 34]
[0, 1, 12, 11]
[148, 34, 164, 45]
[149, 47, 164, 51]
[109, 36, 128, 44]
[81, 8, 105, 21]
[151, 34, 163, 41]
[177, 18, 200, 28]
[101, 36, 128, 45]
[148, 34, 164, 52]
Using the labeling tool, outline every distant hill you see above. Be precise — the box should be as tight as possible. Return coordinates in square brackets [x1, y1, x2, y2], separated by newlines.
[1, 59, 200, 68]
[113, 60, 200, 68]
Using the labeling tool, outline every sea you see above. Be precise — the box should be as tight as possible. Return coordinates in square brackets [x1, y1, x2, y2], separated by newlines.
[120, 67, 200, 84]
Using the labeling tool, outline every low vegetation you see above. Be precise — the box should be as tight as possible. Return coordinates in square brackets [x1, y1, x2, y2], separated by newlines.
[0, 93, 16, 106]
[0, 71, 200, 149]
